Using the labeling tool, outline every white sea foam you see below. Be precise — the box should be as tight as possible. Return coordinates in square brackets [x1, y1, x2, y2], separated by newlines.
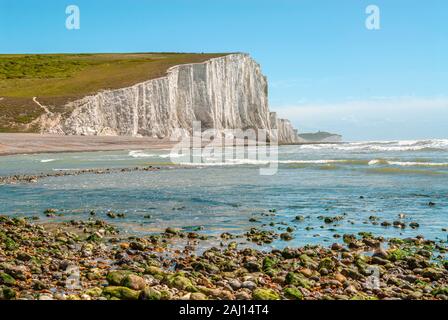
[40, 159, 56, 163]
[298, 139, 448, 152]
[177, 157, 448, 168]
[368, 160, 377, 165]
[128, 150, 158, 158]
[369, 159, 448, 167]
[129, 150, 184, 159]
[159, 153, 184, 159]
[128, 140, 448, 168]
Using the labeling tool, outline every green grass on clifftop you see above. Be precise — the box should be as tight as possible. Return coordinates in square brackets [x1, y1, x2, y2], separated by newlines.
[0, 53, 228, 132]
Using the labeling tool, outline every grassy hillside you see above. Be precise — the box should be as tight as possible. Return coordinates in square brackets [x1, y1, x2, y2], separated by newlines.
[0, 53, 228, 132]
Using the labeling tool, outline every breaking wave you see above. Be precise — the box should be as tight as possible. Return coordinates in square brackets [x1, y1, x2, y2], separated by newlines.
[128, 150, 184, 159]
[128, 150, 159, 158]
[368, 159, 448, 167]
[298, 139, 448, 152]
[40, 159, 57, 163]
[178, 159, 368, 166]
[176, 157, 448, 169]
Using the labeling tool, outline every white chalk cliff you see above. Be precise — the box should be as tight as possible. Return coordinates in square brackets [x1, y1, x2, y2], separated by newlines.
[42, 53, 299, 143]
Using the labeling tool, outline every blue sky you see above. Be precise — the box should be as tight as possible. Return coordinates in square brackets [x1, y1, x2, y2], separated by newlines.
[1, 0, 447, 140]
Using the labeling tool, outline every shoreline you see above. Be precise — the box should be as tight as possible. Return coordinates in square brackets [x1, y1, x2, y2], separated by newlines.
[0, 215, 447, 300]
[0, 133, 343, 157]
[0, 133, 177, 157]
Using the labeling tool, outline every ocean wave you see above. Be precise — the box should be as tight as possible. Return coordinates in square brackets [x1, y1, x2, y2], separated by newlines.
[368, 159, 448, 167]
[179, 159, 368, 166]
[159, 153, 184, 159]
[128, 150, 158, 158]
[180, 159, 272, 166]
[129, 150, 184, 159]
[298, 139, 448, 152]
[368, 159, 388, 165]
[281, 159, 369, 165]
[176, 157, 448, 169]
[40, 159, 57, 163]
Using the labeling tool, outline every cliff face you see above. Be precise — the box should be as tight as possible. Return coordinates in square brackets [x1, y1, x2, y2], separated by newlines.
[42, 54, 299, 143]
[270, 112, 304, 144]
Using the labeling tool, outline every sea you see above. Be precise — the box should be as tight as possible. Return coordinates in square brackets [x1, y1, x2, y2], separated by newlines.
[1, 139, 447, 249]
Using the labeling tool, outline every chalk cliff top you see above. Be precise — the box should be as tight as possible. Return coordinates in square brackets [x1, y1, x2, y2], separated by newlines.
[0, 53, 230, 132]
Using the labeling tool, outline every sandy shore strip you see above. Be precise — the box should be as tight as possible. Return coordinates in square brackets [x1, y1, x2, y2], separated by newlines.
[0, 133, 176, 156]
[0, 133, 340, 157]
